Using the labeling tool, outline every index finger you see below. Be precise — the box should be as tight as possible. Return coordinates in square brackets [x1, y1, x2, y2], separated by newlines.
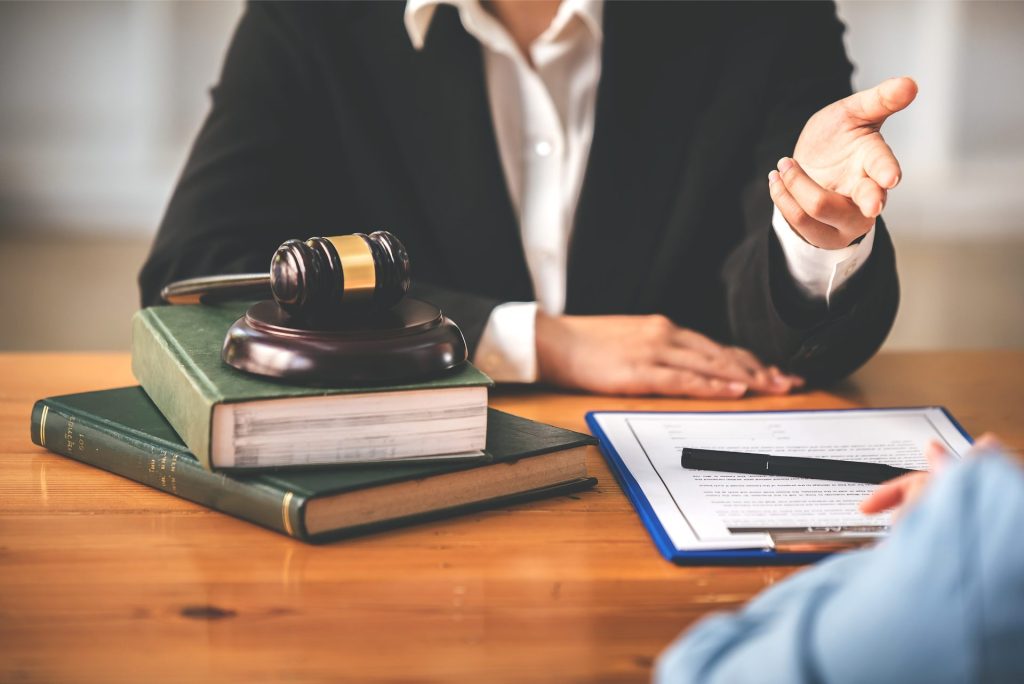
[972, 433, 1004, 452]
[843, 77, 918, 126]
[859, 472, 926, 514]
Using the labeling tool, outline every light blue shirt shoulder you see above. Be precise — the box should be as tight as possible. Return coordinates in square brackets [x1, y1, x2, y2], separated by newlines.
[655, 452, 1024, 684]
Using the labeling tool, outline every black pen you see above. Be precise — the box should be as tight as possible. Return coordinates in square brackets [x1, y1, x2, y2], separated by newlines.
[680, 448, 922, 485]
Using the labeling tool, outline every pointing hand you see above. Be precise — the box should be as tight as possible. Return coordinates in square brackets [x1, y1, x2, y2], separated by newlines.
[769, 77, 918, 249]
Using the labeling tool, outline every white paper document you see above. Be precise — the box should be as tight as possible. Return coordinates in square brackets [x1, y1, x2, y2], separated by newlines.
[590, 408, 972, 552]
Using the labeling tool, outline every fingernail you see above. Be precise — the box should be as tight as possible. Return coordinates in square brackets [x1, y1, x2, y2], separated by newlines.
[768, 170, 780, 185]
[777, 157, 794, 174]
[728, 381, 748, 394]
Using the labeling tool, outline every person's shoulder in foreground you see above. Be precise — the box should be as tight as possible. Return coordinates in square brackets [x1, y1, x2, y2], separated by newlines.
[655, 446, 1024, 684]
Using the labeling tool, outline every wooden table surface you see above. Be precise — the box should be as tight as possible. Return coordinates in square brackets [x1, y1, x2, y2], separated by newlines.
[2, 351, 1021, 683]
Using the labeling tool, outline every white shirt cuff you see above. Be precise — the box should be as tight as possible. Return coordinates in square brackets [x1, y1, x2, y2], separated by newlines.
[771, 205, 876, 308]
[472, 301, 538, 383]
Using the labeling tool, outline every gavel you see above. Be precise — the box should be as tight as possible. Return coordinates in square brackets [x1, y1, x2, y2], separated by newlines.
[161, 231, 411, 318]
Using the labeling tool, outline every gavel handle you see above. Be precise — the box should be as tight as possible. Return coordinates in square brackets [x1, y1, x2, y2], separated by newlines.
[161, 273, 272, 305]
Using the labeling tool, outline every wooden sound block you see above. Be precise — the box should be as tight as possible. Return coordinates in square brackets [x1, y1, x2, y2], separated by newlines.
[222, 298, 468, 385]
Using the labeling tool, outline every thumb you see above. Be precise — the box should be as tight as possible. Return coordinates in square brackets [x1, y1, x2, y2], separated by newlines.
[844, 77, 918, 125]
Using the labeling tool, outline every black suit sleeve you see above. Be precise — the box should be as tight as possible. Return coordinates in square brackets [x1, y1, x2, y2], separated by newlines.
[139, 3, 329, 305]
[138, 3, 503, 353]
[721, 2, 899, 386]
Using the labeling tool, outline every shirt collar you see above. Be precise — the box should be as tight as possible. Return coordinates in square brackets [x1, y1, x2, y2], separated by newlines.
[404, 0, 603, 51]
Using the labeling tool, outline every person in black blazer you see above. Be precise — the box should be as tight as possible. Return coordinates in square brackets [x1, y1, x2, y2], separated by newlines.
[140, 1, 915, 397]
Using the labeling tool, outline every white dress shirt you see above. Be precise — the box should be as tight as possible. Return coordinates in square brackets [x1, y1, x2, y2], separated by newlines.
[405, 0, 874, 382]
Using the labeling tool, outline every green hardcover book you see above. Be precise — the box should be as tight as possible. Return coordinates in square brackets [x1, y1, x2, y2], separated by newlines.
[132, 302, 493, 471]
[30, 387, 597, 542]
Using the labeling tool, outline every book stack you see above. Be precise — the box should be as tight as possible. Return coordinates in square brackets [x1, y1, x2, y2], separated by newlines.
[31, 301, 596, 541]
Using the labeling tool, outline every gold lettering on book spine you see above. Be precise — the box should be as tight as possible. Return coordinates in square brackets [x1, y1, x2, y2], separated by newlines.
[39, 405, 49, 447]
[326, 235, 376, 300]
[64, 415, 76, 453]
[281, 491, 295, 537]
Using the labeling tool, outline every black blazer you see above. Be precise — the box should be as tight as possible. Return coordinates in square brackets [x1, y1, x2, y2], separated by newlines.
[140, 1, 899, 385]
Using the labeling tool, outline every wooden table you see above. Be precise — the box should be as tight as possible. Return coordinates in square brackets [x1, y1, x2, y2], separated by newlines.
[2, 352, 1021, 683]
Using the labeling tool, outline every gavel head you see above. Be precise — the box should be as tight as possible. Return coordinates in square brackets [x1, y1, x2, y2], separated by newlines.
[269, 230, 411, 318]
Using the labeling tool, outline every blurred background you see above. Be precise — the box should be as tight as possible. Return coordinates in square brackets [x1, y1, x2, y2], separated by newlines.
[1, 0, 1022, 351]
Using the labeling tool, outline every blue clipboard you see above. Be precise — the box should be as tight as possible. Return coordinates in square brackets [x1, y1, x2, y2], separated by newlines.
[585, 407, 973, 566]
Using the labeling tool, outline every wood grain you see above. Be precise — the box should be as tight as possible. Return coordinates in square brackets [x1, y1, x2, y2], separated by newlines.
[1, 351, 1021, 683]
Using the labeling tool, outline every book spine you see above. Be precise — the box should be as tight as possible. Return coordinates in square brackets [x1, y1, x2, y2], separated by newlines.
[131, 309, 217, 469]
[30, 399, 306, 540]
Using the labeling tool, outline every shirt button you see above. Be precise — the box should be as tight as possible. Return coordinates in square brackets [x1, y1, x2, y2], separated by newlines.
[844, 261, 858, 277]
[534, 140, 553, 157]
